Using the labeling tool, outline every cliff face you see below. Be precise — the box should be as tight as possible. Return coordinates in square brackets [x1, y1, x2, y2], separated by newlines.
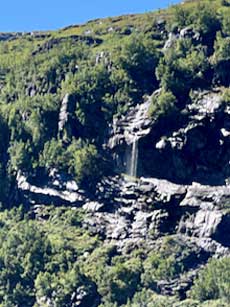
[18, 87, 230, 301]
[1, 0, 230, 306]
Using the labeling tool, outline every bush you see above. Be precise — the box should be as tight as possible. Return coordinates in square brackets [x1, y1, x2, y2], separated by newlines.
[213, 32, 230, 85]
[221, 88, 230, 103]
[35, 266, 98, 307]
[71, 143, 103, 187]
[82, 248, 142, 306]
[148, 90, 177, 119]
[126, 290, 177, 307]
[8, 140, 32, 172]
[168, 6, 190, 30]
[114, 34, 159, 96]
[156, 39, 209, 98]
[39, 138, 70, 173]
[221, 10, 230, 36]
[141, 236, 193, 290]
[190, 257, 230, 303]
[190, 3, 221, 36]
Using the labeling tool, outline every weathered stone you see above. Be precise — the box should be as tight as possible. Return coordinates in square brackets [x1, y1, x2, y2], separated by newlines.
[17, 171, 86, 206]
[83, 201, 105, 212]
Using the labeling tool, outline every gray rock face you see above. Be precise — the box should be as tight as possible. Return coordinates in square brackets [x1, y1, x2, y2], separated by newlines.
[179, 26, 200, 41]
[58, 93, 70, 134]
[108, 96, 153, 148]
[17, 171, 87, 207]
[36, 281, 100, 307]
[83, 175, 230, 254]
[108, 93, 156, 174]
[17, 171, 230, 298]
[16, 86, 230, 299]
[164, 27, 200, 50]
[163, 32, 179, 50]
[58, 93, 76, 141]
[139, 89, 230, 185]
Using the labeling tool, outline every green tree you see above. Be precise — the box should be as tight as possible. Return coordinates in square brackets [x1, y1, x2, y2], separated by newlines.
[39, 138, 69, 173]
[156, 39, 209, 98]
[71, 143, 103, 187]
[114, 34, 159, 97]
[0, 220, 48, 306]
[212, 32, 230, 85]
[8, 140, 32, 173]
[148, 89, 177, 119]
[190, 257, 230, 303]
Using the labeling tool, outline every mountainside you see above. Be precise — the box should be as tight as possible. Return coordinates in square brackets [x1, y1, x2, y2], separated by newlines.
[0, 0, 230, 306]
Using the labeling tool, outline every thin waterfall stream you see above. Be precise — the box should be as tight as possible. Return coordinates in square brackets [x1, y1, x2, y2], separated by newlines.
[129, 137, 139, 177]
[109, 93, 155, 177]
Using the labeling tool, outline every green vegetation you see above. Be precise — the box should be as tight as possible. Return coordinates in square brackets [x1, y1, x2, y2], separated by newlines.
[0, 0, 229, 306]
[0, 0, 229, 195]
[190, 257, 230, 303]
[149, 89, 177, 119]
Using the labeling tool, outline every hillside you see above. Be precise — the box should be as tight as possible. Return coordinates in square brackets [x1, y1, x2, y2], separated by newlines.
[0, 0, 230, 306]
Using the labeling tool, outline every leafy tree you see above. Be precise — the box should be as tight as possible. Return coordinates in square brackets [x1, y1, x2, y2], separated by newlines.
[212, 32, 230, 85]
[114, 34, 159, 97]
[8, 140, 32, 173]
[71, 143, 103, 187]
[0, 219, 48, 306]
[148, 89, 177, 119]
[156, 38, 209, 98]
[39, 138, 69, 173]
[190, 257, 230, 303]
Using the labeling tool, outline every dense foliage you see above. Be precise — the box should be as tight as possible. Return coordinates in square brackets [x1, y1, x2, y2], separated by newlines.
[0, 0, 230, 194]
[190, 257, 230, 303]
[0, 0, 230, 306]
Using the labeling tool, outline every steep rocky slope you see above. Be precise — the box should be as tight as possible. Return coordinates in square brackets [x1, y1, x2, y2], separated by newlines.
[0, 0, 230, 306]
[17, 86, 230, 302]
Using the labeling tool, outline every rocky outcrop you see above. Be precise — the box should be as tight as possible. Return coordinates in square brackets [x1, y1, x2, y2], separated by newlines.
[108, 94, 154, 174]
[58, 93, 70, 134]
[19, 168, 230, 297]
[139, 89, 230, 185]
[164, 26, 200, 50]
[108, 88, 228, 182]
[36, 281, 100, 307]
[108, 95, 153, 148]
[31, 36, 103, 56]
[80, 174, 230, 297]
[17, 171, 88, 207]
[84, 175, 230, 255]
[58, 93, 79, 141]
[16, 86, 230, 299]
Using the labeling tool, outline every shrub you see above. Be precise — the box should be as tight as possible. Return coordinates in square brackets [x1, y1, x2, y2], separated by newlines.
[213, 32, 230, 85]
[190, 3, 221, 36]
[71, 143, 103, 187]
[39, 138, 69, 173]
[8, 140, 32, 172]
[126, 290, 178, 307]
[35, 266, 98, 307]
[156, 39, 209, 98]
[148, 90, 177, 119]
[221, 10, 230, 36]
[190, 257, 230, 303]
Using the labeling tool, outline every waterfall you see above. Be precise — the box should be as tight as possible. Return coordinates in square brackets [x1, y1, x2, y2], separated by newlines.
[109, 93, 156, 177]
[128, 137, 139, 177]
